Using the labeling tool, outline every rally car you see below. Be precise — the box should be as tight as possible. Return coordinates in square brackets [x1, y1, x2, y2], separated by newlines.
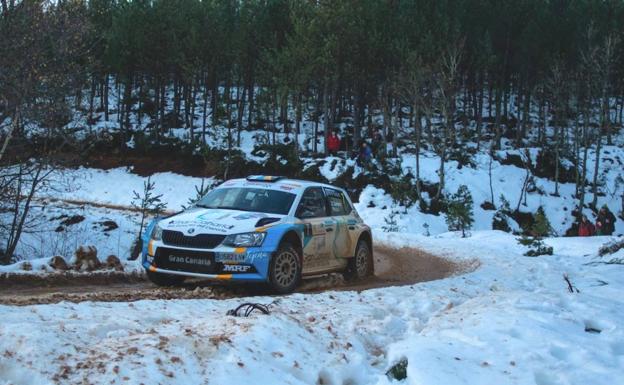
[141, 176, 373, 293]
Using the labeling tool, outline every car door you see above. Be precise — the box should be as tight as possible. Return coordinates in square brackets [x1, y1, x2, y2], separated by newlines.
[324, 188, 352, 259]
[296, 187, 336, 274]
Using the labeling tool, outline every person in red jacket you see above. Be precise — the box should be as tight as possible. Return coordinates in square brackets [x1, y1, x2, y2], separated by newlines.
[327, 130, 341, 155]
[578, 215, 595, 237]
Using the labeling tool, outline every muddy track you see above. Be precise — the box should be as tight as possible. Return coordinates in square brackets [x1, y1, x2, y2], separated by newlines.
[0, 245, 476, 306]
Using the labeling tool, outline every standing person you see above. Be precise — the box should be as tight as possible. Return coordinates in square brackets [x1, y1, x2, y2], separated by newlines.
[327, 130, 341, 156]
[372, 128, 384, 156]
[358, 142, 373, 166]
[578, 215, 595, 237]
[596, 205, 617, 235]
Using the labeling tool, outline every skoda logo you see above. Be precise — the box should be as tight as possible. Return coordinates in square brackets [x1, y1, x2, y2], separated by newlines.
[187, 228, 195, 234]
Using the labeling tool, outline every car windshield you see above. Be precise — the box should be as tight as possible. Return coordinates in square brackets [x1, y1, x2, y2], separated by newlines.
[195, 187, 296, 215]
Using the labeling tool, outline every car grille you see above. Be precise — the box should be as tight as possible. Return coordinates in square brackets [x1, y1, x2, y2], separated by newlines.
[154, 247, 217, 274]
[162, 230, 226, 249]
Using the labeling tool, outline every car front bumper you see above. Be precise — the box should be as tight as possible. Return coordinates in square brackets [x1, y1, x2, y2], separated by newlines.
[141, 239, 273, 282]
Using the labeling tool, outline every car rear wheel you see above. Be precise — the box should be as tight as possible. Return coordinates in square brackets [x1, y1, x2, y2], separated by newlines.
[343, 239, 373, 281]
[147, 270, 186, 286]
[268, 243, 301, 294]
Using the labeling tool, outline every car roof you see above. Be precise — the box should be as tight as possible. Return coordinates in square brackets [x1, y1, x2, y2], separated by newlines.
[218, 177, 345, 195]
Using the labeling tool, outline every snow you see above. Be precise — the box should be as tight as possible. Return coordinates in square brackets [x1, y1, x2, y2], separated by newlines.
[40, 167, 209, 211]
[3, 141, 622, 265]
[1, 231, 623, 384]
[357, 146, 624, 237]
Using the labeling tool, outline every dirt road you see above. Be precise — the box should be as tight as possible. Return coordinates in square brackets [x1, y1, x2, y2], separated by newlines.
[0, 245, 474, 306]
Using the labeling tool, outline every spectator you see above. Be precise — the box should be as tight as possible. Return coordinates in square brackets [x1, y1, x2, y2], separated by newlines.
[578, 215, 595, 237]
[327, 130, 341, 156]
[358, 142, 373, 166]
[596, 205, 616, 235]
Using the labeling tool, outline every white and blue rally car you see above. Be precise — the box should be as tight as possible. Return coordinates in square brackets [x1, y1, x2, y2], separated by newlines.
[141, 176, 373, 293]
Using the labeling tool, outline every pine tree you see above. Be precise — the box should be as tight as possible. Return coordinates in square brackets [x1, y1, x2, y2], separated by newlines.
[131, 176, 167, 238]
[445, 185, 474, 237]
[531, 206, 552, 238]
[183, 178, 219, 209]
[492, 194, 512, 232]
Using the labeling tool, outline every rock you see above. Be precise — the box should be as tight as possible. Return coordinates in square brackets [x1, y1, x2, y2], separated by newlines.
[49, 256, 69, 271]
[74, 245, 100, 271]
[105, 255, 124, 271]
[21, 261, 32, 271]
[99, 220, 119, 232]
[60, 215, 85, 226]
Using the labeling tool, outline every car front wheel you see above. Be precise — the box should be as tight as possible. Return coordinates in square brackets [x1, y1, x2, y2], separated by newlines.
[268, 243, 302, 294]
[343, 239, 373, 281]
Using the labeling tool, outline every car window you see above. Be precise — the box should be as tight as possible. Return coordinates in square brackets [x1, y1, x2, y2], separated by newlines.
[195, 187, 296, 215]
[325, 188, 350, 216]
[296, 187, 328, 218]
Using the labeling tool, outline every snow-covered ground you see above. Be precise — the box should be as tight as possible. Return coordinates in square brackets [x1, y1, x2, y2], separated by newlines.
[354, 145, 624, 237]
[2, 143, 622, 265]
[1, 231, 623, 384]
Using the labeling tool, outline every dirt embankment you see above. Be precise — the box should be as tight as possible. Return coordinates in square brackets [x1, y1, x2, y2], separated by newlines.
[0, 245, 477, 306]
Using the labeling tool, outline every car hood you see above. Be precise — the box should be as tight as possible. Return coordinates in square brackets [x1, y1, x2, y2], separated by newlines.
[159, 208, 286, 236]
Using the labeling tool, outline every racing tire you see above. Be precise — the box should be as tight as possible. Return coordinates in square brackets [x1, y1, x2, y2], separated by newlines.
[343, 239, 373, 282]
[268, 243, 302, 294]
[146, 270, 186, 287]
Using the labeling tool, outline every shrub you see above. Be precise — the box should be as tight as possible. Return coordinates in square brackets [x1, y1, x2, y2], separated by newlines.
[492, 195, 512, 233]
[531, 206, 553, 238]
[389, 175, 420, 207]
[445, 185, 474, 237]
[517, 236, 553, 257]
[382, 211, 400, 233]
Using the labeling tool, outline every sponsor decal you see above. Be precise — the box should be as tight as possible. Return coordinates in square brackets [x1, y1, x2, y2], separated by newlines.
[233, 212, 267, 220]
[197, 212, 232, 221]
[167, 220, 234, 233]
[247, 251, 270, 261]
[215, 251, 269, 263]
[168, 255, 212, 266]
[215, 252, 246, 263]
[222, 264, 252, 273]
[304, 223, 313, 237]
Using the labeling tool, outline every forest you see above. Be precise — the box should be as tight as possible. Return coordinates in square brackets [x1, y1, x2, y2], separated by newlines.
[1, 0, 624, 262]
[2, 0, 624, 149]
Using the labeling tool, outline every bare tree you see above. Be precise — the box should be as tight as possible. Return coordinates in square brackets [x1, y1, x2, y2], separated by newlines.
[0, 1, 90, 263]
[432, 40, 464, 201]
[0, 1, 89, 162]
[0, 161, 55, 263]
[545, 59, 569, 197]
[395, 53, 434, 203]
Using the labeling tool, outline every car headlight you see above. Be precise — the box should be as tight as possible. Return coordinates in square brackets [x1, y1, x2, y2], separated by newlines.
[150, 223, 163, 241]
[223, 232, 266, 247]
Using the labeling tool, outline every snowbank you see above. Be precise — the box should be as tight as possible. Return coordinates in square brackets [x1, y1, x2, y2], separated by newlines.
[1, 231, 622, 384]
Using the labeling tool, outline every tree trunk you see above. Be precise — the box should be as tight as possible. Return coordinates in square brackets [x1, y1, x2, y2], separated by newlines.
[414, 105, 422, 201]
[103, 74, 109, 121]
[236, 86, 247, 147]
[591, 129, 602, 208]
[323, 80, 330, 155]
[202, 76, 209, 144]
